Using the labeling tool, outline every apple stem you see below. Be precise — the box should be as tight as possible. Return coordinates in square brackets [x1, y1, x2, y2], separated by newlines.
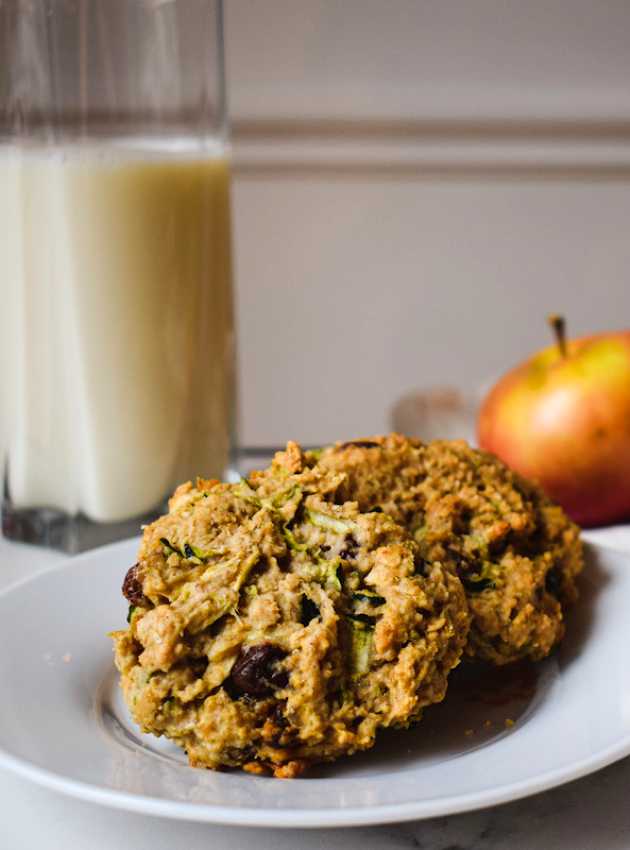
[548, 314, 567, 358]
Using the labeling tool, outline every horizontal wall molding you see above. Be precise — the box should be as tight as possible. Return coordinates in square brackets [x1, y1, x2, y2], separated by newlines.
[231, 117, 630, 177]
[233, 117, 630, 142]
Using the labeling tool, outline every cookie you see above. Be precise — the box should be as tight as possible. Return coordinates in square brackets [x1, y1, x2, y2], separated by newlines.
[311, 434, 583, 665]
[111, 442, 469, 776]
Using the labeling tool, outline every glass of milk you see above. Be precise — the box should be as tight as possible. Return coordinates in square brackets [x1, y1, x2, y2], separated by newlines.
[0, 0, 235, 552]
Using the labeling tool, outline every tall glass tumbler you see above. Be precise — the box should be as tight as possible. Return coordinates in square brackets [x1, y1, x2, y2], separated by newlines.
[0, 0, 235, 552]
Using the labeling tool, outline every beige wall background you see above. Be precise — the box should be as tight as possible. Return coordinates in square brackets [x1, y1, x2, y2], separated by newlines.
[2, 0, 629, 449]
[225, 0, 630, 446]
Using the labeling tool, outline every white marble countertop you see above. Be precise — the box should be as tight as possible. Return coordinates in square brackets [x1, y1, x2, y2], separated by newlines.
[1, 527, 630, 850]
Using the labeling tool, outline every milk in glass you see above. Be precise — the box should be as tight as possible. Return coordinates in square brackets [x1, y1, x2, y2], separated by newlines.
[1, 142, 234, 523]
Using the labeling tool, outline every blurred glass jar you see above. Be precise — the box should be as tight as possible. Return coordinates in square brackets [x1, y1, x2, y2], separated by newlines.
[391, 387, 481, 445]
[0, 0, 235, 552]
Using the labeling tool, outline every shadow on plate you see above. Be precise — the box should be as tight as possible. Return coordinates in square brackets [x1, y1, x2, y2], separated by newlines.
[311, 657, 556, 778]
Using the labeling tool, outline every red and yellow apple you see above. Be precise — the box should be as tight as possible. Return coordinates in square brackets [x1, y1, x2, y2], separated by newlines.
[477, 318, 630, 527]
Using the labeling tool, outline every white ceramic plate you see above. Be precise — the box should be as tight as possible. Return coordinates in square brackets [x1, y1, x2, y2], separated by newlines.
[0, 538, 628, 828]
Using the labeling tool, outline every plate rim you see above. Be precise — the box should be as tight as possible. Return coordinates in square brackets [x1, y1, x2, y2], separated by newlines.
[2, 732, 630, 828]
[1, 538, 629, 828]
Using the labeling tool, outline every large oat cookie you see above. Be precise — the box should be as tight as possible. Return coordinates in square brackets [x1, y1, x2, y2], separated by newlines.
[111, 442, 469, 776]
